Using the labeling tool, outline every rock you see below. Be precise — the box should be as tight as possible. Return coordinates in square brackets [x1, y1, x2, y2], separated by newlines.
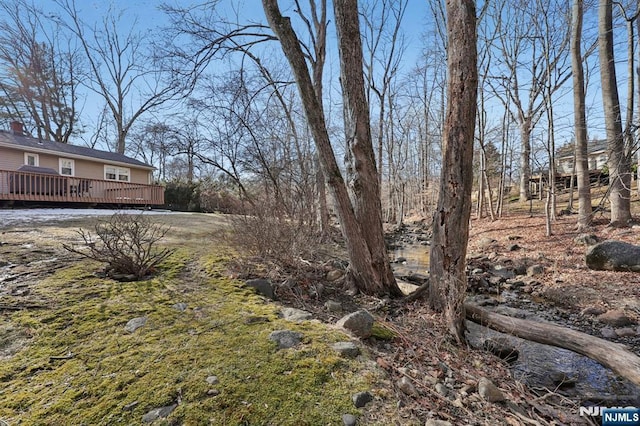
[396, 256, 407, 263]
[326, 269, 344, 281]
[597, 309, 633, 327]
[336, 310, 374, 338]
[435, 383, 448, 397]
[342, 414, 357, 426]
[172, 302, 188, 312]
[508, 244, 520, 251]
[206, 375, 219, 385]
[325, 300, 342, 313]
[124, 317, 147, 333]
[526, 265, 544, 276]
[123, 401, 139, 411]
[581, 306, 606, 316]
[479, 298, 499, 307]
[477, 237, 497, 248]
[586, 240, 640, 272]
[141, 403, 177, 423]
[425, 420, 453, 426]
[206, 388, 220, 396]
[397, 376, 418, 396]
[575, 234, 599, 246]
[424, 374, 438, 386]
[352, 391, 373, 408]
[281, 307, 313, 322]
[244, 316, 270, 325]
[513, 264, 527, 276]
[487, 275, 504, 286]
[494, 306, 527, 319]
[601, 327, 617, 339]
[507, 279, 525, 289]
[332, 341, 360, 358]
[615, 327, 637, 337]
[451, 398, 464, 408]
[309, 283, 325, 298]
[478, 378, 505, 402]
[245, 278, 274, 299]
[398, 281, 420, 295]
[268, 330, 303, 349]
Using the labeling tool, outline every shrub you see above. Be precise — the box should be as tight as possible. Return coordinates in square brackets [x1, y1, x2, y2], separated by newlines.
[226, 201, 322, 271]
[164, 181, 201, 211]
[63, 212, 174, 280]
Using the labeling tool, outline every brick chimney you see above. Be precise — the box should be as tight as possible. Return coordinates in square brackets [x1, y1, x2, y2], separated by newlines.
[10, 121, 24, 136]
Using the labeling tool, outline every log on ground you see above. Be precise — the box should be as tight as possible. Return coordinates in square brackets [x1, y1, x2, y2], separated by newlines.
[465, 303, 640, 387]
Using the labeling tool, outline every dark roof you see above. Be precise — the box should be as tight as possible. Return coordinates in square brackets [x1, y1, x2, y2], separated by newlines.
[557, 139, 608, 159]
[0, 130, 153, 169]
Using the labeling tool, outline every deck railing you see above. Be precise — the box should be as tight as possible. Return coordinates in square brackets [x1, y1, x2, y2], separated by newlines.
[0, 169, 164, 205]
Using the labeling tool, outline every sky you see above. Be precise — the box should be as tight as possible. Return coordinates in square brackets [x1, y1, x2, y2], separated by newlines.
[29, 0, 636, 160]
[33, 0, 434, 147]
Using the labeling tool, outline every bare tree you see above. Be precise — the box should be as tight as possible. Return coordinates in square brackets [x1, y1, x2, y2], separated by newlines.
[598, 0, 632, 225]
[361, 0, 408, 193]
[572, 0, 593, 230]
[428, 0, 478, 341]
[0, 0, 81, 142]
[486, 0, 571, 203]
[55, 0, 182, 154]
[262, 0, 402, 296]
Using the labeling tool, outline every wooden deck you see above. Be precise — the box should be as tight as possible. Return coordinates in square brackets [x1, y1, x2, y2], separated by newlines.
[0, 169, 164, 205]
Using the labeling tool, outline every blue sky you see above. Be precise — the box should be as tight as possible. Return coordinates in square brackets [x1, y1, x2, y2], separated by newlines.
[32, 0, 631, 155]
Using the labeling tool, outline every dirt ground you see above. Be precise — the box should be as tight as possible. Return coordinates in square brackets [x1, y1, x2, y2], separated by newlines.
[467, 214, 640, 320]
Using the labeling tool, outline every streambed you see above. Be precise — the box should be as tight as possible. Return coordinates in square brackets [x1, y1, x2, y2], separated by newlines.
[390, 243, 640, 406]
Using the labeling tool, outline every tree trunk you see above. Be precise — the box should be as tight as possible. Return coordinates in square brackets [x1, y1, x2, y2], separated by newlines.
[333, 0, 399, 295]
[519, 120, 532, 202]
[572, 0, 592, 230]
[598, 0, 632, 226]
[262, 0, 402, 297]
[466, 304, 640, 387]
[428, 0, 477, 342]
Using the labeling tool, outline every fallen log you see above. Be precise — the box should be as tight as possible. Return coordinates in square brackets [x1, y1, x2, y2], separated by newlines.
[465, 303, 640, 387]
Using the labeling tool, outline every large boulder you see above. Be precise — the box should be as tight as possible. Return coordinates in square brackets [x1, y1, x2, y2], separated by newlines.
[586, 240, 640, 272]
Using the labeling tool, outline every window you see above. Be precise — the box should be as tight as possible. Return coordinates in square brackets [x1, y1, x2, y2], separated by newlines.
[104, 166, 130, 182]
[59, 158, 74, 176]
[24, 152, 39, 166]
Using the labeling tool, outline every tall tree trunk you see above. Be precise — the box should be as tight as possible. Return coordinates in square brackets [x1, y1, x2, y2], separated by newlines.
[428, 0, 478, 342]
[598, 0, 632, 226]
[519, 122, 532, 202]
[262, 0, 402, 296]
[572, 0, 592, 230]
[333, 0, 399, 294]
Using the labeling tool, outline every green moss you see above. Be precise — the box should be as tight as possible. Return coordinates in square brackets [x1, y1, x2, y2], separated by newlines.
[370, 322, 397, 340]
[0, 244, 378, 425]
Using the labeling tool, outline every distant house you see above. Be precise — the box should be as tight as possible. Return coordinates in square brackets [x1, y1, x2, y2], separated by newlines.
[529, 140, 611, 197]
[0, 122, 164, 205]
[556, 139, 609, 174]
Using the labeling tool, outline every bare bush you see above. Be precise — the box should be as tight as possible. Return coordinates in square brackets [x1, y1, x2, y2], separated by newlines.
[226, 206, 322, 271]
[63, 212, 174, 280]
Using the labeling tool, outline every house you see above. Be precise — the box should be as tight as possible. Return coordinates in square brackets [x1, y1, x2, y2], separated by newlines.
[556, 139, 609, 174]
[529, 139, 614, 197]
[0, 122, 164, 205]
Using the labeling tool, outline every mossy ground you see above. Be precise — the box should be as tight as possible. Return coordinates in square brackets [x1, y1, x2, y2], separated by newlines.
[0, 214, 383, 425]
